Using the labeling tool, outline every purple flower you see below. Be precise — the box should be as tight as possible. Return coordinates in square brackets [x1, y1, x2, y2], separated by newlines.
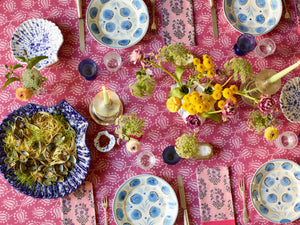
[222, 98, 237, 121]
[186, 114, 201, 129]
[258, 94, 276, 116]
[141, 53, 153, 68]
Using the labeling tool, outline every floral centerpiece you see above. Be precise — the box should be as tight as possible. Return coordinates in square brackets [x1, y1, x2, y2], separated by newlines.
[1, 52, 48, 101]
[129, 44, 280, 155]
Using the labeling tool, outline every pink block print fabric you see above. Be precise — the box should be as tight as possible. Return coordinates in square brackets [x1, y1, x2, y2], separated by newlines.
[196, 167, 236, 225]
[161, 0, 196, 46]
[61, 181, 96, 225]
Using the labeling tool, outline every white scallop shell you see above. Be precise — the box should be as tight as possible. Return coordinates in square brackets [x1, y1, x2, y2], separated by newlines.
[10, 18, 63, 69]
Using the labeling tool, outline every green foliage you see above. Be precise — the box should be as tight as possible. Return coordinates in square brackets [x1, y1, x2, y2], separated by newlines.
[247, 110, 271, 134]
[2, 54, 48, 93]
[115, 112, 145, 141]
[201, 111, 221, 123]
[223, 58, 253, 83]
[175, 131, 199, 159]
[130, 68, 156, 98]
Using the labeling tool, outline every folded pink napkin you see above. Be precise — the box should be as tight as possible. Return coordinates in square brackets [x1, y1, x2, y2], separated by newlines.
[196, 167, 236, 225]
[61, 181, 96, 225]
[160, 0, 196, 46]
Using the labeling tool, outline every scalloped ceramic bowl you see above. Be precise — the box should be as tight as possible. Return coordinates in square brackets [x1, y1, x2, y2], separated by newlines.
[223, 0, 282, 36]
[0, 100, 90, 199]
[11, 18, 64, 69]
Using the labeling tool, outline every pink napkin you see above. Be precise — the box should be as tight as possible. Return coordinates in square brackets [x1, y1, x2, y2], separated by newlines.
[160, 0, 196, 46]
[196, 167, 236, 225]
[61, 181, 96, 225]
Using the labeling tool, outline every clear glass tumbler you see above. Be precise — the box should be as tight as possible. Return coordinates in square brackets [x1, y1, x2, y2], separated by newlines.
[275, 131, 298, 149]
[103, 52, 122, 72]
[254, 38, 276, 58]
[137, 151, 155, 170]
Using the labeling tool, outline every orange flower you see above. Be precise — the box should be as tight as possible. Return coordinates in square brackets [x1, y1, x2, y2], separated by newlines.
[16, 87, 33, 101]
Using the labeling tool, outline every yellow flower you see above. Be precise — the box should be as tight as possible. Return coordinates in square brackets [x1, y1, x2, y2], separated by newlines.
[214, 83, 223, 92]
[196, 64, 206, 72]
[187, 105, 197, 115]
[189, 75, 193, 80]
[218, 100, 225, 109]
[183, 94, 191, 103]
[16, 87, 33, 101]
[203, 54, 211, 60]
[230, 84, 238, 94]
[190, 95, 201, 105]
[222, 88, 233, 99]
[182, 102, 190, 111]
[231, 96, 237, 104]
[203, 59, 214, 70]
[191, 91, 200, 97]
[196, 104, 204, 113]
[212, 91, 222, 100]
[264, 126, 279, 141]
[166, 96, 182, 112]
[197, 73, 204, 79]
[206, 70, 215, 78]
[202, 102, 210, 111]
[193, 58, 201, 65]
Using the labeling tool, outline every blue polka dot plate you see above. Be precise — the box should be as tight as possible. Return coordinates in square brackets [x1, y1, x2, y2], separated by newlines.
[11, 18, 63, 69]
[87, 0, 149, 49]
[223, 0, 282, 36]
[250, 159, 300, 223]
[113, 174, 178, 224]
[280, 77, 300, 123]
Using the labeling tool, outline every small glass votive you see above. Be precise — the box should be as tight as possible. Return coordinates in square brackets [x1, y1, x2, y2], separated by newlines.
[103, 52, 122, 72]
[162, 146, 181, 165]
[275, 131, 298, 149]
[137, 151, 155, 170]
[78, 59, 97, 80]
[254, 38, 276, 58]
[234, 33, 257, 56]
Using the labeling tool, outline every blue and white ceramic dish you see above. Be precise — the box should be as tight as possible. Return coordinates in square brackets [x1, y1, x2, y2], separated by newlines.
[11, 18, 63, 69]
[87, 0, 149, 49]
[250, 159, 300, 223]
[0, 100, 90, 199]
[223, 0, 282, 36]
[94, 131, 115, 152]
[280, 77, 300, 123]
[113, 174, 178, 224]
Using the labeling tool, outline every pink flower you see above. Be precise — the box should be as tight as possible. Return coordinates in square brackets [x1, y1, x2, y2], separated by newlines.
[141, 53, 153, 68]
[130, 49, 143, 65]
[258, 95, 276, 116]
[186, 114, 201, 129]
[222, 98, 237, 121]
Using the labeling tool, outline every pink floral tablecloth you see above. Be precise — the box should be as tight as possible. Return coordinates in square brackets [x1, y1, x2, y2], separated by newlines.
[0, 0, 300, 225]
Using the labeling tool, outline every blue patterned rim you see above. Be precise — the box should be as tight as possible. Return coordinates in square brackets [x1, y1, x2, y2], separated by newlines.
[0, 100, 90, 199]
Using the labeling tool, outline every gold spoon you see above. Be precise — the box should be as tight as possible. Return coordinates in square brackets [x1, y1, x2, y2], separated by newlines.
[282, 0, 290, 19]
[150, 0, 157, 32]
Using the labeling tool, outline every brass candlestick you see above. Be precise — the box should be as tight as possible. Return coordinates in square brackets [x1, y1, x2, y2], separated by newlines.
[255, 69, 281, 95]
[89, 90, 123, 125]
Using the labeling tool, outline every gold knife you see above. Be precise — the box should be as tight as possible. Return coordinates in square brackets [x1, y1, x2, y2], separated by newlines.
[178, 174, 190, 225]
[75, 0, 85, 52]
[209, 0, 218, 39]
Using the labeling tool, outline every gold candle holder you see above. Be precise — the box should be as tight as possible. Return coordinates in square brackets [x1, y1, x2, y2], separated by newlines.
[89, 90, 123, 125]
[255, 69, 281, 96]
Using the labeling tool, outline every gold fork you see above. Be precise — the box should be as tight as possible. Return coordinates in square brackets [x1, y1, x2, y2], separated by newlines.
[282, 0, 291, 19]
[150, 0, 157, 32]
[101, 194, 108, 225]
[239, 176, 250, 223]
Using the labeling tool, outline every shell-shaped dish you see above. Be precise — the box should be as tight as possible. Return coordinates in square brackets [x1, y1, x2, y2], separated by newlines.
[87, 0, 149, 49]
[94, 131, 116, 152]
[250, 159, 300, 223]
[0, 100, 90, 199]
[280, 77, 300, 123]
[11, 18, 64, 69]
[223, 0, 282, 36]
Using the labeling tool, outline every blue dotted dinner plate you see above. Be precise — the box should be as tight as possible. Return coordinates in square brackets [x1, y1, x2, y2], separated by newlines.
[86, 0, 149, 49]
[280, 77, 300, 123]
[250, 159, 300, 223]
[113, 174, 178, 225]
[0, 100, 90, 199]
[223, 0, 282, 36]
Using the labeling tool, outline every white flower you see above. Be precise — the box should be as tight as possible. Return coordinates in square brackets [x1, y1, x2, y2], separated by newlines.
[126, 139, 141, 153]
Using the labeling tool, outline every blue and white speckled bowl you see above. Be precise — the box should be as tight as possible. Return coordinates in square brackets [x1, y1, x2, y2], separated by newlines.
[0, 100, 90, 199]
[87, 0, 149, 49]
[11, 18, 63, 69]
[224, 0, 282, 36]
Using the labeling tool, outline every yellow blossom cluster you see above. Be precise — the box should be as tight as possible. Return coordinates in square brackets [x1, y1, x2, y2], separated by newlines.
[193, 55, 215, 79]
[212, 84, 239, 109]
[182, 91, 215, 115]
